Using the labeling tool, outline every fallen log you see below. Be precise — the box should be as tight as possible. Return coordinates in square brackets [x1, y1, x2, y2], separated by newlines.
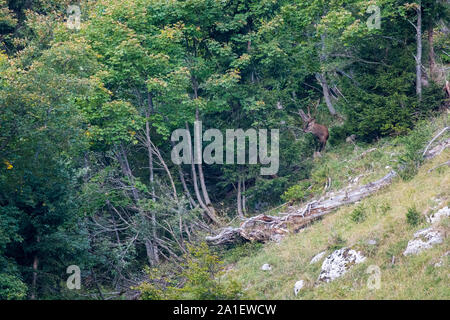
[206, 136, 449, 245]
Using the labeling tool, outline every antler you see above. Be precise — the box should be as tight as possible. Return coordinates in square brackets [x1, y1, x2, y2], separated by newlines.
[297, 109, 311, 123]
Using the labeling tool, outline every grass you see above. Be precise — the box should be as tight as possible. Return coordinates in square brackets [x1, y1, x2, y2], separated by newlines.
[224, 113, 450, 299]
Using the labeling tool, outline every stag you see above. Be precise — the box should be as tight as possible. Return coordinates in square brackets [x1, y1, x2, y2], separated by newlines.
[298, 100, 329, 153]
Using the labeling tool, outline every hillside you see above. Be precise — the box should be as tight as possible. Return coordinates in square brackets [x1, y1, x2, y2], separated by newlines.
[223, 114, 449, 299]
[1, 0, 449, 301]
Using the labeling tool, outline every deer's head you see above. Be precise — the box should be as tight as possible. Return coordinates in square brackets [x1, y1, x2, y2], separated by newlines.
[304, 119, 316, 133]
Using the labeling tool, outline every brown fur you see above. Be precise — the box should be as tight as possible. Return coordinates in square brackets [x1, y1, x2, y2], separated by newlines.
[305, 120, 329, 152]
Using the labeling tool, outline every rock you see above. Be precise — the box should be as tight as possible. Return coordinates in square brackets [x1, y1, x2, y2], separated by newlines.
[261, 264, 272, 271]
[310, 251, 327, 264]
[294, 280, 305, 296]
[403, 227, 444, 256]
[318, 248, 366, 283]
[367, 239, 377, 245]
[427, 206, 449, 224]
[346, 134, 356, 143]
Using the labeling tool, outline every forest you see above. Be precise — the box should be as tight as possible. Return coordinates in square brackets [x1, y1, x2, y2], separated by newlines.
[0, 0, 449, 300]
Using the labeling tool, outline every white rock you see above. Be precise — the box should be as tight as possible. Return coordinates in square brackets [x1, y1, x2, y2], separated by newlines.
[367, 239, 377, 245]
[261, 264, 272, 271]
[294, 280, 305, 296]
[318, 248, 366, 283]
[403, 227, 444, 256]
[427, 206, 449, 224]
[310, 251, 327, 264]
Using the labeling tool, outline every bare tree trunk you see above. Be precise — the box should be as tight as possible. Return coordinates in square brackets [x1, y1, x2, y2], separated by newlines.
[237, 178, 244, 218]
[242, 176, 247, 216]
[316, 73, 337, 115]
[190, 78, 219, 221]
[145, 120, 159, 263]
[416, 3, 423, 100]
[194, 104, 217, 218]
[146, 121, 156, 202]
[145, 238, 158, 266]
[428, 27, 436, 82]
[186, 122, 220, 225]
[316, 33, 337, 116]
[170, 140, 196, 207]
[31, 236, 40, 300]
[178, 163, 196, 208]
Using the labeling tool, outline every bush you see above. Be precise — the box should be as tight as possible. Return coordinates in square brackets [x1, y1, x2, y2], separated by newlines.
[137, 243, 244, 300]
[351, 205, 366, 223]
[0, 274, 27, 300]
[406, 207, 423, 226]
[397, 123, 431, 180]
[281, 181, 312, 203]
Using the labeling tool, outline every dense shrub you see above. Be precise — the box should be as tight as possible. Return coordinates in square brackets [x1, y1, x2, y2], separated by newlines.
[406, 207, 423, 227]
[281, 181, 312, 203]
[351, 205, 367, 223]
[138, 243, 244, 300]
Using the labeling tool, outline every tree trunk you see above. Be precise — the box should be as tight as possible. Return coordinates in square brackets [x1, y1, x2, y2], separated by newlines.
[242, 176, 247, 216]
[191, 77, 219, 222]
[31, 236, 40, 299]
[416, 4, 422, 100]
[170, 140, 196, 208]
[317, 33, 337, 116]
[145, 238, 158, 266]
[237, 178, 244, 218]
[428, 27, 436, 82]
[186, 122, 220, 225]
[316, 73, 337, 115]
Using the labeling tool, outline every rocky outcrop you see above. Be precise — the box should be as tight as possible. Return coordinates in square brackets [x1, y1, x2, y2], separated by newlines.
[427, 206, 449, 224]
[403, 227, 444, 256]
[317, 248, 366, 283]
[294, 280, 305, 296]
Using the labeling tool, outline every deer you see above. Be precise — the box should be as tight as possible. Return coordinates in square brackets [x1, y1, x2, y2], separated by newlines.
[297, 99, 329, 154]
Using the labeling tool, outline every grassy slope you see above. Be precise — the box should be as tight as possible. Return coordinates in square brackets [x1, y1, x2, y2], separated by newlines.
[225, 114, 450, 299]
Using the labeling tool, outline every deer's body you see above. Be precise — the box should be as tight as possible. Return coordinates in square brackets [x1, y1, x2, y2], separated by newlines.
[305, 120, 329, 152]
[297, 101, 329, 153]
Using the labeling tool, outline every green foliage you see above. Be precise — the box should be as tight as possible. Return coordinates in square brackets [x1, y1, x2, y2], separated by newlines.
[351, 205, 366, 223]
[0, 274, 27, 300]
[0, 0, 448, 300]
[397, 122, 432, 180]
[281, 181, 312, 203]
[138, 243, 245, 300]
[406, 207, 423, 227]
